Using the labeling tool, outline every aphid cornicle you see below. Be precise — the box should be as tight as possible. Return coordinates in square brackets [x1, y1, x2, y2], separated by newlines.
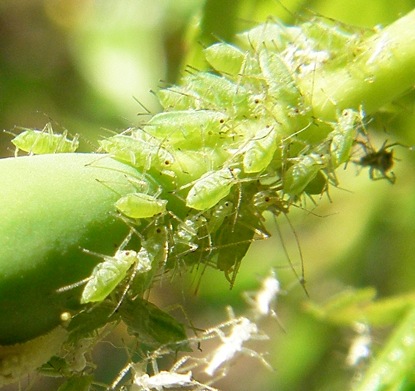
[11, 122, 79, 157]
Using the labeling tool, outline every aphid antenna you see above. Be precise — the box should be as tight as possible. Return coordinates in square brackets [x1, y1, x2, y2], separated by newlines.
[271, 212, 309, 297]
[281, 120, 313, 144]
[132, 95, 153, 116]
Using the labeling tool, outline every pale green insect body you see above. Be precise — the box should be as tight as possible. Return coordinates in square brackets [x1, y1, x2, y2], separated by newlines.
[81, 247, 152, 304]
[204, 42, 246, 76]
[99, 130, 175, 171]
[242, 124, 280, 174]
[115, 193, 168, 219]
[172, 214, 208, 258]
[207, 199, 234, 234]
[157, 86, 203, 111]
[329, 109, 360, 167]
[186, 168, 241, 211]
[257, 49, 301, 106]
[144, 110, 229, 149]
[12, 123, 79, 156]
[236, 22, 294, 54]
[283, 152, 329, 196]
[168, 148, 231, 185]
[182, 72, 251, 117]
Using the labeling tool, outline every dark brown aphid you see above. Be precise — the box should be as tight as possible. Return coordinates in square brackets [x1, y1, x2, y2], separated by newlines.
[356, 140, 398, 184]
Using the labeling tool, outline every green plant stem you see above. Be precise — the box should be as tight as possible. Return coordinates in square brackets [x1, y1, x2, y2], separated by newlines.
[0, 154, 138, 345]
[301, 8, 415, 121]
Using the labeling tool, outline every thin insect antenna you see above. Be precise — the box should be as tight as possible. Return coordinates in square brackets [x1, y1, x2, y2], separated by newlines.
[273, 214, 309, 297]
[132, 96, 152, 116]
[2, 129, 16, 138]
[282, 121, 313, 143]
[271, 0, 296, 20]
[55, 277, 91, 293]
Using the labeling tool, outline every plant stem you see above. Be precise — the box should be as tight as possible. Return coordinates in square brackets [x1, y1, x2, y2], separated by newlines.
[302, 8, 415, 121]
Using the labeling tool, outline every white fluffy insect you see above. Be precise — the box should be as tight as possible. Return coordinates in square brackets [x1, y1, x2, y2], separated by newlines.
[112, 356, 218, 391]
[244, 270, 281, 319]
[346, 322, 372, 367]
[11, 122, 79, 157]
[204, 307, 271, 377]
[131, 370, 218, 391]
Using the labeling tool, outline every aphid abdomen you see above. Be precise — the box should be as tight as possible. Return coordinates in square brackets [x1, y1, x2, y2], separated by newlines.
[115, 193, 167, 219]
[144, 110, 229, 149]
[12, 126, 79, 155]
[81, 250, 139, 304]
[329, 109, 360, 167]
[284, 153, 328, 196]
[184, 72, 250, 117]
[258, 49, 301, 105]
[243, 125, 279, 173]
[204, 42, 246, 76]
[186, 168, 240, 211]
[99, 132, 174, 170]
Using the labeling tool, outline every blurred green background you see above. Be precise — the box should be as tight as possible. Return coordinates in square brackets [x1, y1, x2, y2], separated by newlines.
[1, 0, 415, 390]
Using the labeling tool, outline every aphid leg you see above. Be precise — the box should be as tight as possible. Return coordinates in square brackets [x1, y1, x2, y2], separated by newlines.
[273, 213, 309, 297]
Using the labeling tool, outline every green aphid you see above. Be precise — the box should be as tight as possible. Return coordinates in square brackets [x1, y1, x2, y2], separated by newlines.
[213, 196, 268, 288]
[204, 42, 246, 75]
[186, 168, 241, 211]
[329, 109, 360, 167]
[258, 49, 301, 105]
[12, 123, 79, 157]
[119, 297, 189, 351]
[207, 199, 234, 234]
[242, 124, 279, 174]
[144, 110, 229, 149]
[173, 214, 207, 254]
[236, 21, 293, 53]
[99, 129, 175, 171]
[183, 72, 250, 117]
[115, 193, 168, 219]
[283, 153, 329, 196]
[157, 85, 202, 111]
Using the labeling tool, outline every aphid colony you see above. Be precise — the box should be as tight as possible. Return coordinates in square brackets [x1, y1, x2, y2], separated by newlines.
[15, 17, 401, 390]
[10, 19, 398, 305]
[14, 19, 397, 318]
[90, 18, 397, 294]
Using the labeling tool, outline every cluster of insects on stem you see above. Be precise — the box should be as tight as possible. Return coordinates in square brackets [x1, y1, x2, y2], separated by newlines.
[8, 12, 410, 390]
